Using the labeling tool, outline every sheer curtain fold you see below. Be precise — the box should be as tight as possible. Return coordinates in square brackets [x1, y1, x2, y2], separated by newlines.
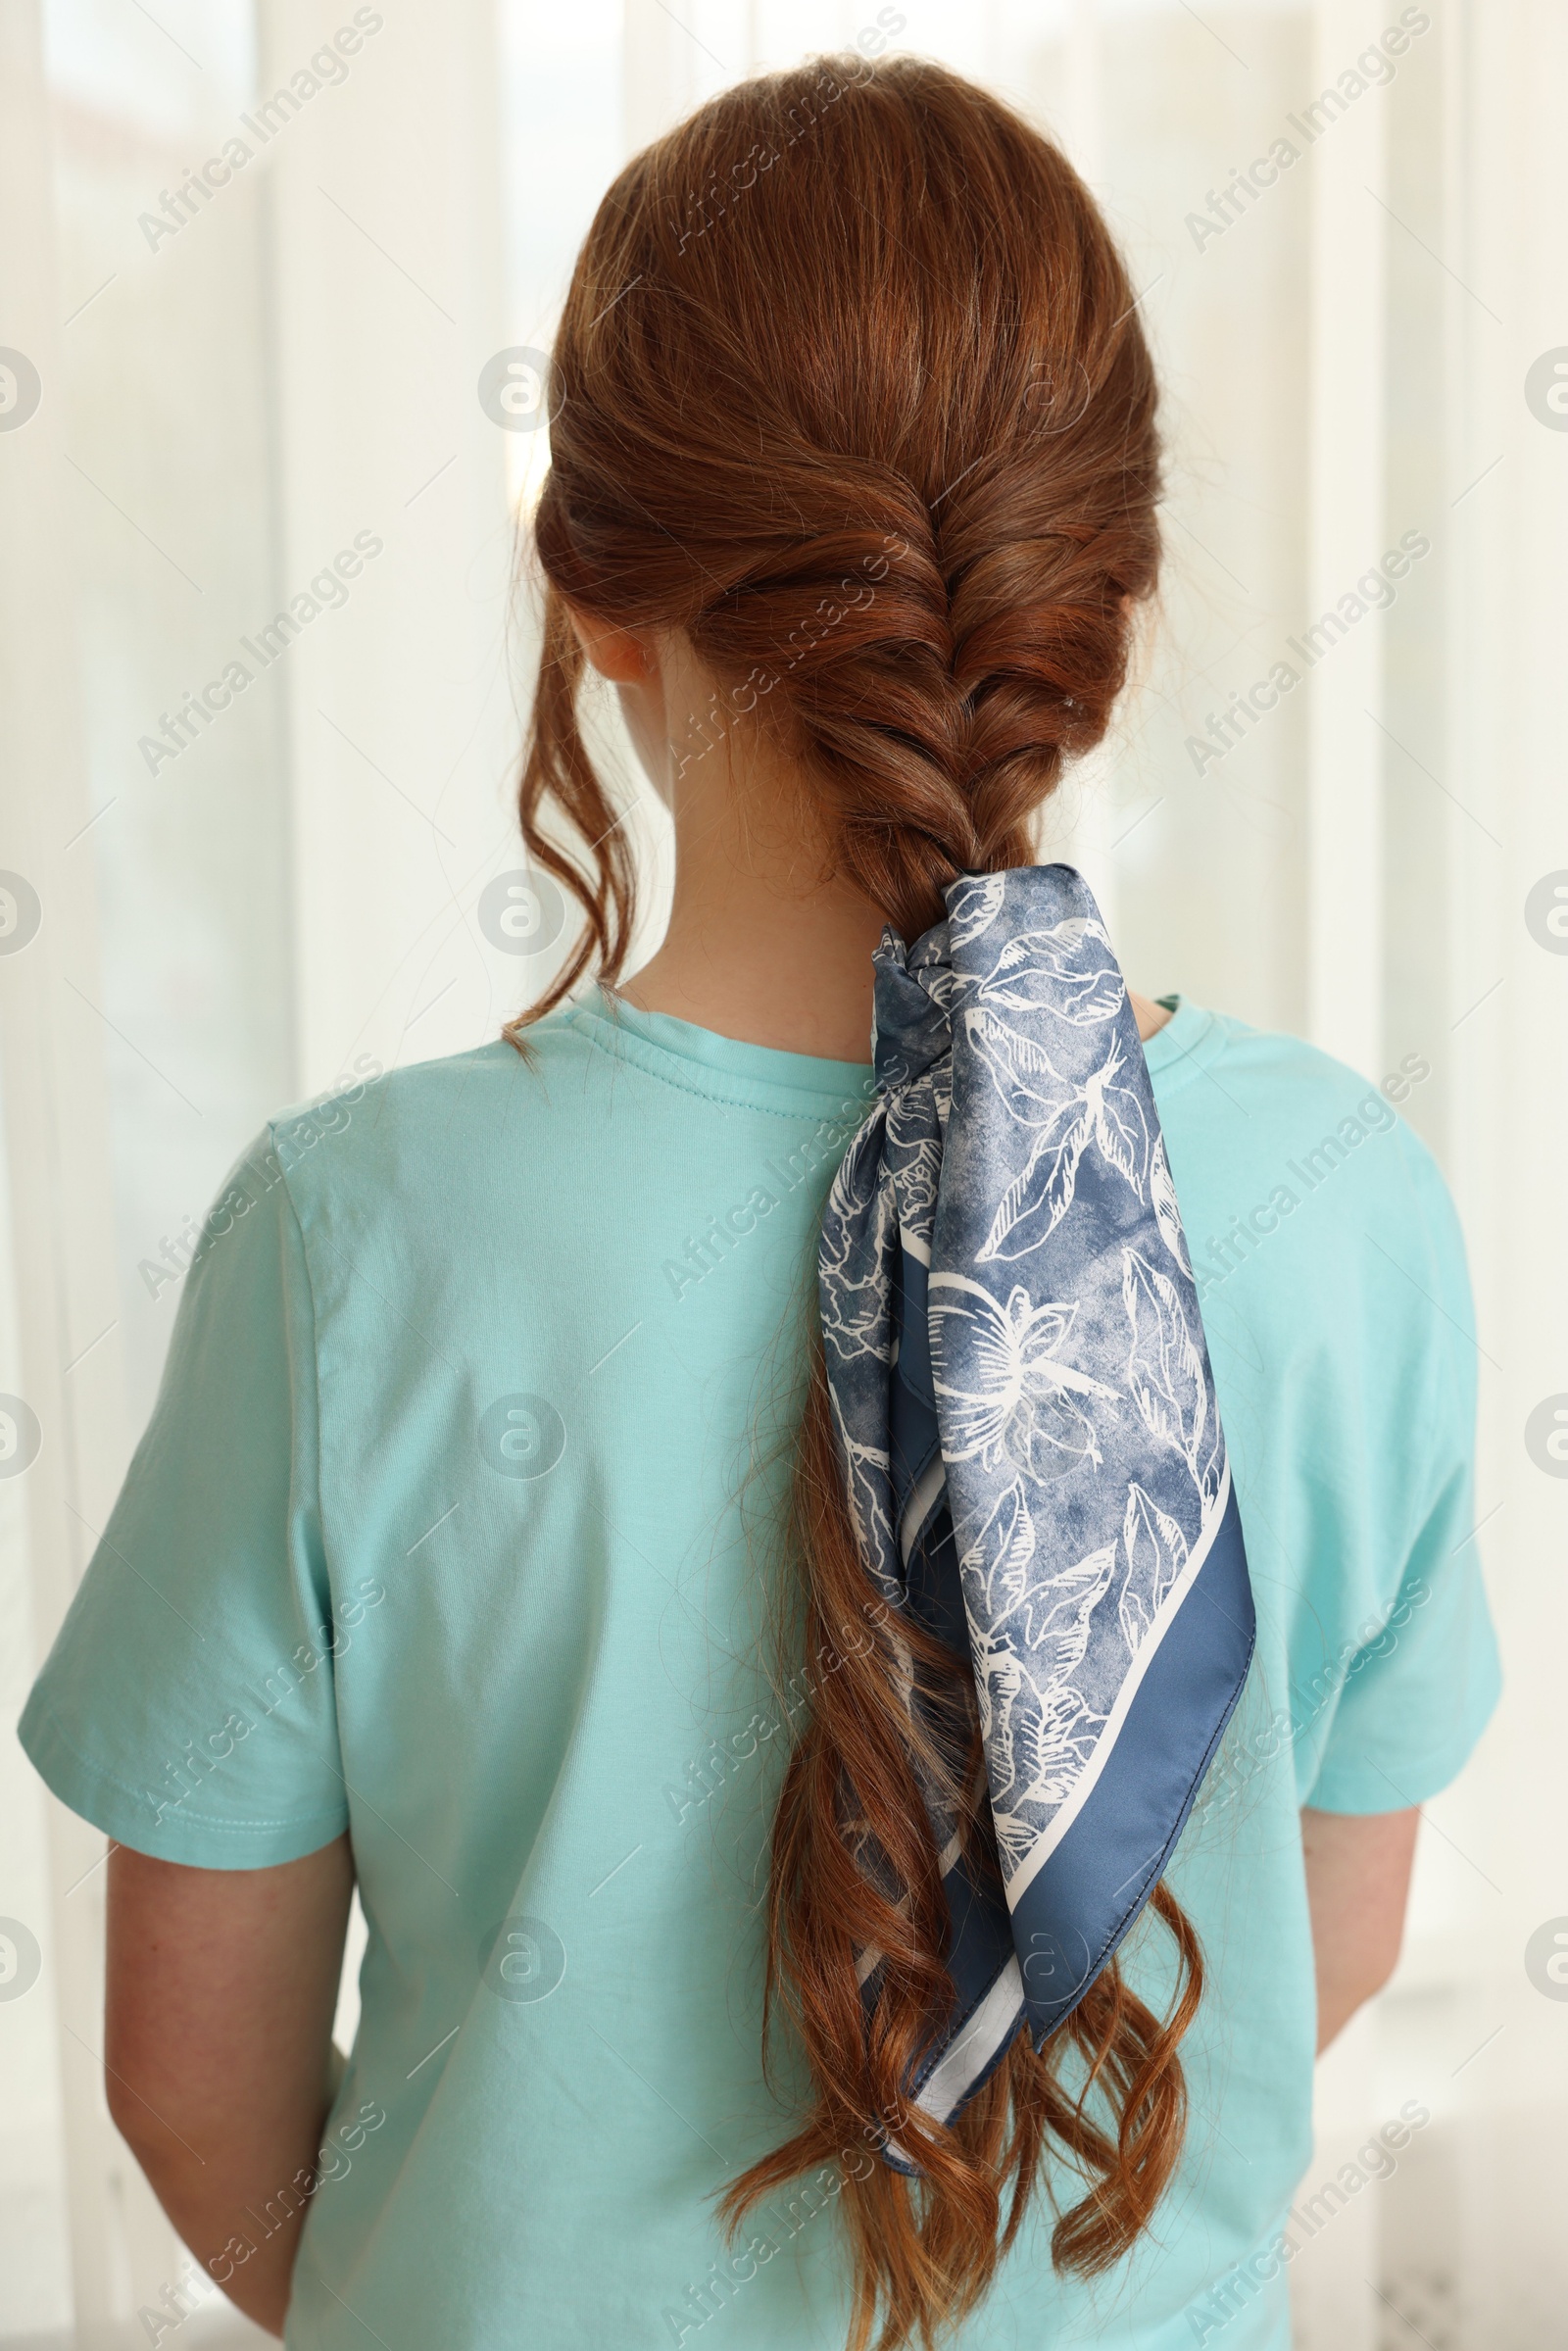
[0, 4, 173, 2341]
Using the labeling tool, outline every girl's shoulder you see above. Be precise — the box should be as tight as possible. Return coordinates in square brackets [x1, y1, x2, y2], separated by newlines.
[1153, 1004, 1474, 1495]
[259, 1015, 596, 1202]
[1150, 1000, 1462, 1301]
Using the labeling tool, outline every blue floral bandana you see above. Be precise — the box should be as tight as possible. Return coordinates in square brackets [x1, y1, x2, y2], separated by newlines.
[819, 864, 1255, 2152]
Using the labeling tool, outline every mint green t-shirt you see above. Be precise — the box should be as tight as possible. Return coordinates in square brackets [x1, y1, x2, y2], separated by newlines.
[21, 994, 1499, 2351]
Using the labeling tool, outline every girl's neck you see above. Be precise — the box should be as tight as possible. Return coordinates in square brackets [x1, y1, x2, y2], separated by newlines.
[616, 834, 1171, 1060]
[616, 860, 888, 1063]
[610, 670, 1170, 1058]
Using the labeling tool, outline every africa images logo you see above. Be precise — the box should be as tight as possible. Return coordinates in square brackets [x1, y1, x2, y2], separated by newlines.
[134, 12, 386, 253]
[135, 535, 383, 774]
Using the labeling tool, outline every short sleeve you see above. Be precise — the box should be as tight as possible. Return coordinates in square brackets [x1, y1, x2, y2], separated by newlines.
[19, 1131, 349, 1867]
[1297, 1137, 1501, 1814]
[1302, 1449, 1500, 1812]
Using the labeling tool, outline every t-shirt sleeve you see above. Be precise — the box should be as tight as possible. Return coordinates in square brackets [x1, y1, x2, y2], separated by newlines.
[1297, 1132, 1501, 1814]
[1302, 1449, 1500, 1813]
[19, 1131, 350, 1868]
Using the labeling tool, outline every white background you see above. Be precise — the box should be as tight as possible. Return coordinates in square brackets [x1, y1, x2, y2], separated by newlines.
[1, 1, 1564, 2344]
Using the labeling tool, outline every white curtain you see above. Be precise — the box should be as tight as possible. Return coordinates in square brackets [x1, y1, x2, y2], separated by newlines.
[2, 1, 1563, 2342]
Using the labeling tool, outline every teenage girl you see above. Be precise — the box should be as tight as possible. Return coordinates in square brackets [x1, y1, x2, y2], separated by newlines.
[24, 53, 1496, 2351]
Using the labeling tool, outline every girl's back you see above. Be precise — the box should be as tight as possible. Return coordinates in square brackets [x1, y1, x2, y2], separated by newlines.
[24, 990, 1491, 2345]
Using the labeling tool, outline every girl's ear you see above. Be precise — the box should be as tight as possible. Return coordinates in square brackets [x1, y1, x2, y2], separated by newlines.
[562, 599, 659, 686]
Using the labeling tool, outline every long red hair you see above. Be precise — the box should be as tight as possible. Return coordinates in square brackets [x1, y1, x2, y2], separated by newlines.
[506, 54, 1200, 2351]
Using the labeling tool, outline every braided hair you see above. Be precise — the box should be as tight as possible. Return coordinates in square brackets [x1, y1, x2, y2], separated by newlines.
[509, 55, 1197, 2351]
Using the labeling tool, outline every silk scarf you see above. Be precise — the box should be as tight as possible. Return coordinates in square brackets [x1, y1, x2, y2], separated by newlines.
[818, 863, 1255, 2155]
